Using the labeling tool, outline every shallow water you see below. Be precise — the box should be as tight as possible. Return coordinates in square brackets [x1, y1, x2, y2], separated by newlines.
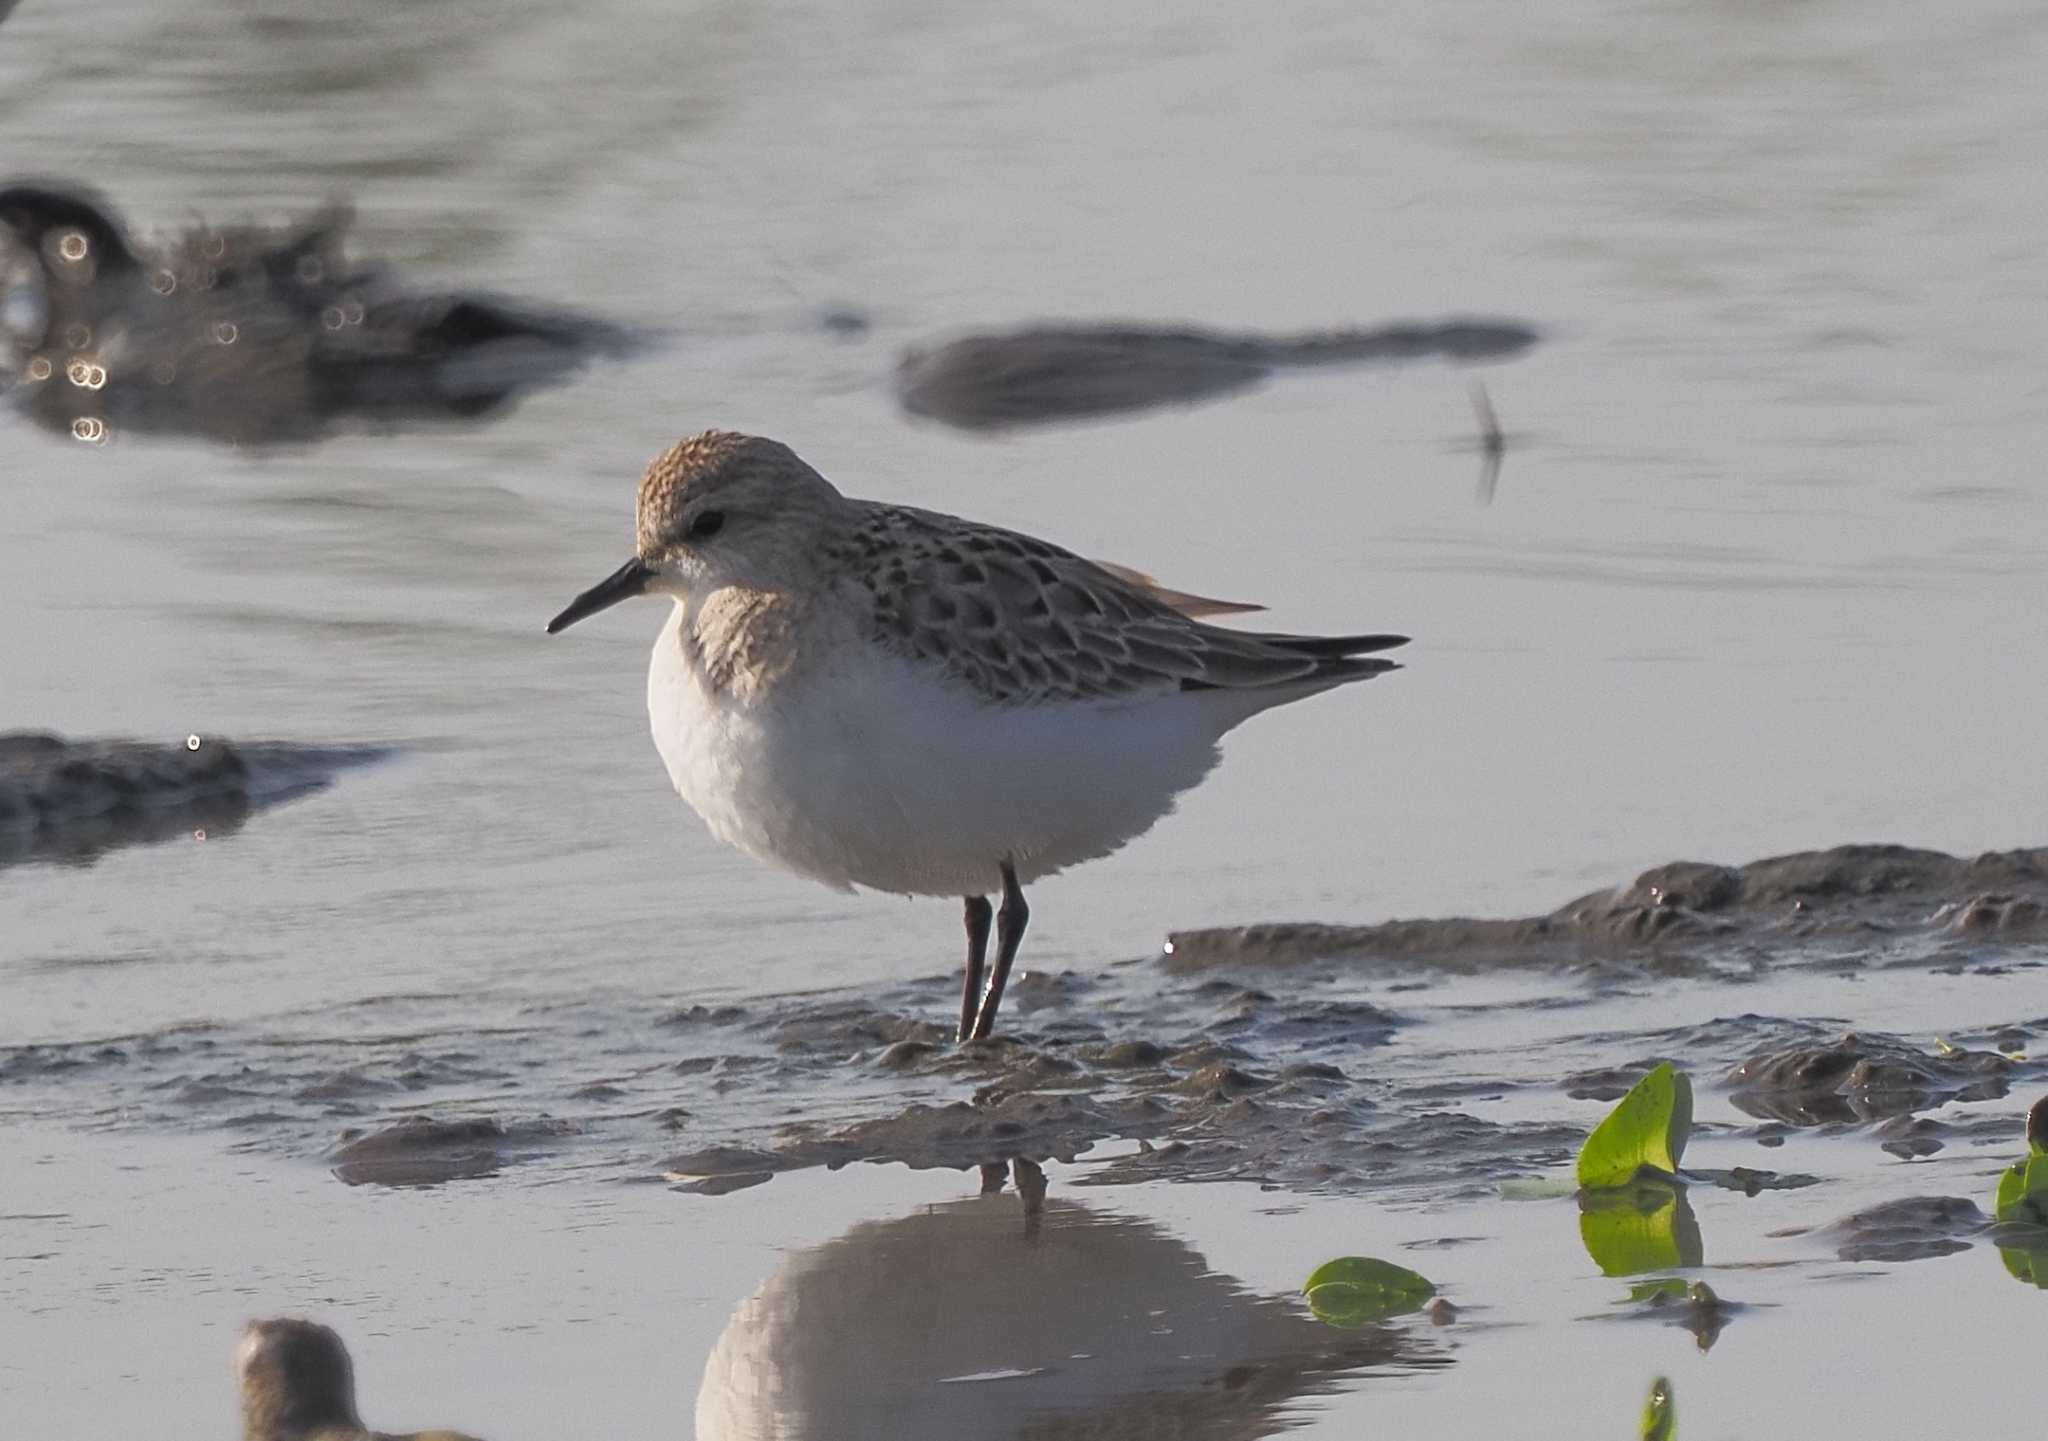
[3, 0, 2047, 1436]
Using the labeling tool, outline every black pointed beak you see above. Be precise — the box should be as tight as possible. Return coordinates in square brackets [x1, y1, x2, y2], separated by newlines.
[547, 557, 652, 634]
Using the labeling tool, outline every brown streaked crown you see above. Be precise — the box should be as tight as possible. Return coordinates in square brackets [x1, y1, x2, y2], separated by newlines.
[634, 430, 841, 556]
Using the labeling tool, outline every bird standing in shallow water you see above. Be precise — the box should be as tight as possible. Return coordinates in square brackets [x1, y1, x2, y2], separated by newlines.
[548, 431, 1406, 1041]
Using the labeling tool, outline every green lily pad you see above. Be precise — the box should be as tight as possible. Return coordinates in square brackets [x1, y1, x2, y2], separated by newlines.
[1640, 1375, 1676, 1441]
[1498, 1176, 1579, 1201]
[1578, 1062, 1694, 1189]
[1301, 1256, 1435, 1327]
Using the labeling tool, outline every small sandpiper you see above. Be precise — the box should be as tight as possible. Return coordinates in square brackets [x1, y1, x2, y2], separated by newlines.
[549, 431, 1406, 1040]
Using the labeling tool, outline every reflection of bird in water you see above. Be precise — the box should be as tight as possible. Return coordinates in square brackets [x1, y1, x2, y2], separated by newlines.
[0, 178, 645, 447]
[237, 1317, 483, 1441]
[895, 319, 1539, 432]
[695, 1186, 1443, 1440]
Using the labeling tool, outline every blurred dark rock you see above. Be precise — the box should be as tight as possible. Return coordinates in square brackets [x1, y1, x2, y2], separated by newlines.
[0, 177, 649, 447]
[0, 730, 387, 868]
[896, 317, 1539, 431]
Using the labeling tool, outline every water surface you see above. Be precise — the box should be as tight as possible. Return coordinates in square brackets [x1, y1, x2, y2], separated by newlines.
[3, 0, 2046, 1436]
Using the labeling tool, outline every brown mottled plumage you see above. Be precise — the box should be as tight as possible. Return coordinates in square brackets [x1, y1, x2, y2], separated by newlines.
[627, 431, 1404, 708]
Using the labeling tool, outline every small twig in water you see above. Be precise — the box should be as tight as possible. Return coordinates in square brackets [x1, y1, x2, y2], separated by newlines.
[1469, 380, 1507, 506]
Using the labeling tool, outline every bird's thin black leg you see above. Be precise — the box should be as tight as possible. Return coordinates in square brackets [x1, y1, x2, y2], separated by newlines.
[969, 861, 1028, 1040]
[958, 895, 993, 1042]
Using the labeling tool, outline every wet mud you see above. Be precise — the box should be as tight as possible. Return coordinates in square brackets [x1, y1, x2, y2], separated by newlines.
[894, 318, 1538, 431]
[327, 1115, 571, 1189]
[1727, 1031, 2015, 1126]
[0, 730, 388, 868]
[6, 843, 2041, 1218]
[0, 177, 648, 448]
[1786, 1194, 1992, 1263]
[1165, 844, 2048, 975]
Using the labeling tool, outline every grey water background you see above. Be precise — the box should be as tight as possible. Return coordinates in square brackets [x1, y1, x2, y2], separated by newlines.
[3, 1, 2047, 1437]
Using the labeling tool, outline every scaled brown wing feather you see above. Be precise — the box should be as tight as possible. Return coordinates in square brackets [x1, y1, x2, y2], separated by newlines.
[857, 507, 1407, 704]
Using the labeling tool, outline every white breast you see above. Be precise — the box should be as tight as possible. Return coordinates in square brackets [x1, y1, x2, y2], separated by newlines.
[645, 601, 1229, 898]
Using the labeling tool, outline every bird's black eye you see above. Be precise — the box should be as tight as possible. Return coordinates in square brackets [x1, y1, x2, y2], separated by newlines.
[686, 509, 726, 541]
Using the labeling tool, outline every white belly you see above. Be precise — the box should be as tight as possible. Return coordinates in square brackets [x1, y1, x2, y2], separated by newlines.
[645, 604, 1226, 897]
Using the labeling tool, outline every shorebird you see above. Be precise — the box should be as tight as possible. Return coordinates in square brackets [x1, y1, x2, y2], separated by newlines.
[547, 431, 1406, 1041]
[237, 1317, 481, 1441]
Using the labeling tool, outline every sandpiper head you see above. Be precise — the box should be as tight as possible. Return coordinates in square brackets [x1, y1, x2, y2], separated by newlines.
[547, 429, 846, 633]
[236, 1317, 363, 1439]
[0, 180, 137, 277]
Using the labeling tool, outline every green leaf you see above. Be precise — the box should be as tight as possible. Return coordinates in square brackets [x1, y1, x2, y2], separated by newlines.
[1498, 1176, 1579, 1201]
[1998, 1243, 2048, 1288]
[1577, 1062, 1694, 1189]
[1995, 1150, 2048, 1226]
[1301, 1256, 1435, 1326]
[1640, 1376, 1676, 1441]
[1578, 1179, 1705, 1277]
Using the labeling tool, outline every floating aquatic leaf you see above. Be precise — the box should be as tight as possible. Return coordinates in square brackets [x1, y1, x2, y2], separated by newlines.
[1994, 1155, 2048, 1226]
[1994, 1100, 2048, 1227]
[1640, 1375, 1676, 1441]
[1998, 1241, 2048, 1288]
[1990, 1105, 2048, 1288]
[1301, 1256, 1435, 1327]
[1579, 1179, 1704, 1277]
[1498, 1176, 1578, 1201]
[1578, 1062, 1693, 1189]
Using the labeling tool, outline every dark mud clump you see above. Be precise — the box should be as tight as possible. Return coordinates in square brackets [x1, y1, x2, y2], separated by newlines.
[1727, 1032, 2014, 1126]
[327, 1115, 569, 1188]
[1788, 1195, 1991, 1263]
[0, 731, 388, 868]
[0, 176, 649, 448]
[1165, 843, 2048, 975]
[894, 317, 1538, 431]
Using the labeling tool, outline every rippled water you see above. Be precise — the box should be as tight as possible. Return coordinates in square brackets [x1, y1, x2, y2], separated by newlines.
[4, 0, 2047, 1436]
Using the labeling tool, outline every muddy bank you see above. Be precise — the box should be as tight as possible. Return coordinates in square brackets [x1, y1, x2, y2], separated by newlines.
[4, 840, 2041, 1205]
[1166, 843, 2048, 974]
[894, 317, 1538, 431]
[0, 731, 389, 867]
